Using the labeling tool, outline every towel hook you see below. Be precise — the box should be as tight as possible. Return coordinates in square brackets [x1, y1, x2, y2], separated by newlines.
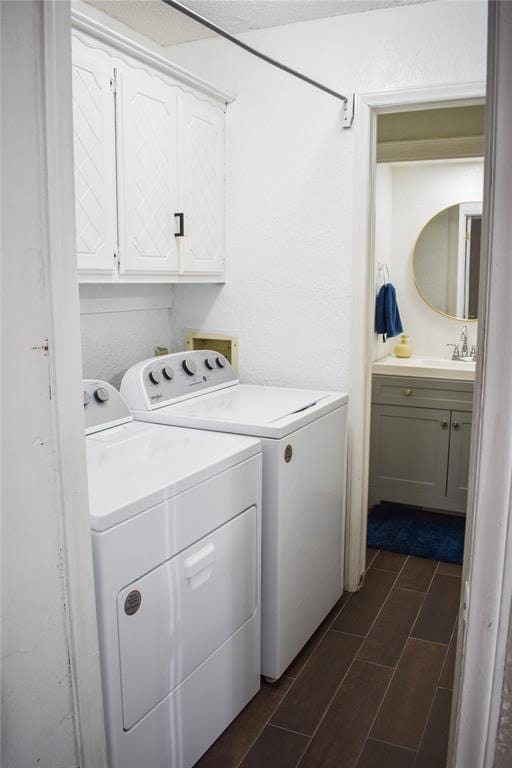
[377, 262, 390, 284]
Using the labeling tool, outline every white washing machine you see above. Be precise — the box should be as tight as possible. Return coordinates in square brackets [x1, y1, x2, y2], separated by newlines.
[121, 352, 348, 680]
[83, 379, 262, 768]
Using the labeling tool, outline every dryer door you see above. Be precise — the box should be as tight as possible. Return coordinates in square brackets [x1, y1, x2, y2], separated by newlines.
[117, 505, 257, 730]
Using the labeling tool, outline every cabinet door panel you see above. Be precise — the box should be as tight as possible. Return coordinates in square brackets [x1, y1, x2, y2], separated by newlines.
[370, 405, 451, 500]
[118, 69, 179, 274]
[179, 95, 225, 274]
[72, 43, 117, 274]
[447, 410, 473, 503]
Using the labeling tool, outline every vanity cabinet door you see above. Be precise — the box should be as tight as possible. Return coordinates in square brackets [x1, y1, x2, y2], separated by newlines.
[178, 94, 225, 274]
[447, 410, 473, 502]
[72, 44, 117, 274]
[370, 405, 451, 504]
[117, 68, 180, 275]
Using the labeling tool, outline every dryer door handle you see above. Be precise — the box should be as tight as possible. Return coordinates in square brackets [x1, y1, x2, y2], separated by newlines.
[184, 543, 215, 580]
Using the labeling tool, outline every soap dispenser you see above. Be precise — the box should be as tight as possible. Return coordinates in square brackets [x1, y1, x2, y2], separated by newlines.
[394, 334, 413, 358]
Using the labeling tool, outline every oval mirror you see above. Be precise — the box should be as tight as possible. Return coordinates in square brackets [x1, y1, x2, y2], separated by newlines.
[412, 202, 482, 320]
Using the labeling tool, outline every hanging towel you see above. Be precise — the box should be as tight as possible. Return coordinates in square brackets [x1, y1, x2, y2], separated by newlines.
[375, 282, 404, 342]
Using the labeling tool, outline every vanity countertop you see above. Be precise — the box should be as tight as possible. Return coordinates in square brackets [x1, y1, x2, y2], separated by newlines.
[372, 355, 476, 381]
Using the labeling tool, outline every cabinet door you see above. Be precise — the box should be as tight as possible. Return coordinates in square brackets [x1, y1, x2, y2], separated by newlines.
[447, 410, 473, 504]
[369, 404, 451, 502]
[117, 69, 180, 275]
[72, 43, 117, 274]
[179, 94, 225, 274]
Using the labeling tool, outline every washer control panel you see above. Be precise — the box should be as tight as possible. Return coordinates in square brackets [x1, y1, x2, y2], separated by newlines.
[121, 351, 238, 411]
[83, 379, 132, 434]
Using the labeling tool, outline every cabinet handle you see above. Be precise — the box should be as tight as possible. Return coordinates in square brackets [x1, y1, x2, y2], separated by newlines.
[452, 421, 460, 430]
[174, 212, 185, 237]
[440, 420, 448, 429]
[403, 388, 412, 397]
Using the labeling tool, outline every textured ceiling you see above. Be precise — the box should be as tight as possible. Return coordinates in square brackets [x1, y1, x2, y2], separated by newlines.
[82, 0, 435, 46]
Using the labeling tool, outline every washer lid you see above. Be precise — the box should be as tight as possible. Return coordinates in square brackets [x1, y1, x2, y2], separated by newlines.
[135, 384, 348, 439]
[86, 422, 261, 531]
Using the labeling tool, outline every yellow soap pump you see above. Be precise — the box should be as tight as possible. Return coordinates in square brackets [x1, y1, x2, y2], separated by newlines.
[394, 334, 413, 358]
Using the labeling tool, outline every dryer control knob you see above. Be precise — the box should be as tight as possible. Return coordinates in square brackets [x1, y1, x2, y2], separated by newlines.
[182, 359, 196, 376]
[205, 357, 216, 370]
[162, 366, 174, 380]
[216, 356, 226, 368]
[94, 387, 109, 403]
[83, 390, 90, 407]
[149, 370, 161, 385]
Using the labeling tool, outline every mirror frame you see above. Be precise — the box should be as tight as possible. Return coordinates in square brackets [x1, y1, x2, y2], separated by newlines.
[411, 201, 482, 322]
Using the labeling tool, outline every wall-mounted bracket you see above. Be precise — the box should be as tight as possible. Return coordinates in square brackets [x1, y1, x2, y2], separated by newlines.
[342, 94, 356, 129]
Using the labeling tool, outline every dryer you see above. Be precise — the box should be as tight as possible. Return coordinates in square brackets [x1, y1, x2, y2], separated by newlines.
[121, 352, 348, 681]
[84, 379, 262, 768]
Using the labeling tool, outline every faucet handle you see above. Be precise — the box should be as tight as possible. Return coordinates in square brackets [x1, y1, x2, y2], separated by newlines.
[470, 345, 477, 361]
[447, 343, 461, 360]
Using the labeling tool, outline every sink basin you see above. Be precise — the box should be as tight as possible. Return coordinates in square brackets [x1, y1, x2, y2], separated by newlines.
[372, 355, 476, 381]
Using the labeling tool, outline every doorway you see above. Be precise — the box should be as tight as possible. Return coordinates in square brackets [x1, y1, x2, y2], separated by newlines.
[346, 84, 486, 768]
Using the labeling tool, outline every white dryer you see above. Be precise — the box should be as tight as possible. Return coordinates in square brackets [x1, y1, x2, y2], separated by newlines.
[121, 352, 348, 681]
[83, 379, 262, 768]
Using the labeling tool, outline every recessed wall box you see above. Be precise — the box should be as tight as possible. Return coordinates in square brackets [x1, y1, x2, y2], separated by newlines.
[185, 330, 239, 372]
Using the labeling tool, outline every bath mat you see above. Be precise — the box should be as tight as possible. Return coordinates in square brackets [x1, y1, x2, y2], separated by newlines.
[367, 502, 465, 564]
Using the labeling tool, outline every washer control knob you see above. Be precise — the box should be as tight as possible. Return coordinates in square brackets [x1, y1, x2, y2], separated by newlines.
[182, 359, 196, 376]
[162, 366, 174, 381]
[149, 370, 161, 385]
[83, 390, 90, 407]
[205, 357, 216, 371]
[94, 386, 109, 403]
[216, 356, 226, 368]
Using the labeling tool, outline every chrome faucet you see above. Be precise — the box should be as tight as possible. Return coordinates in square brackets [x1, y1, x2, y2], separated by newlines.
[447, 343, 461, 361]
[460, 325, 469, 359]
[447, 325, 476, 361]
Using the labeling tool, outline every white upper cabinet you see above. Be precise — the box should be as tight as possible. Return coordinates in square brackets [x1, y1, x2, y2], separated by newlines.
[117, 69, 180, 275]
[179, 95, 225, 275]
[72, 42, 117, 274]
[71, 32, 228, 283]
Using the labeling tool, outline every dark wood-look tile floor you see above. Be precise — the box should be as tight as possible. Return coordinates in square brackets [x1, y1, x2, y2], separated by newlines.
[195, 550, 462, 768]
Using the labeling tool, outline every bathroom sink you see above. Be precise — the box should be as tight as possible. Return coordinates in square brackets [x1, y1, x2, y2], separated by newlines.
[372, 355, 476, 381]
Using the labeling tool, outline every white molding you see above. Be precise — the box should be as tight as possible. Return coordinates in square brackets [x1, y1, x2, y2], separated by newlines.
[451, 4, 512, 766]
[377, 135, 485, 163]
[360, 82, 485, 111]
[71, 8, 234, 105]
[42, 3, 108, 766]
[347, 80, 484, 594]
[344, 94, 376, 591]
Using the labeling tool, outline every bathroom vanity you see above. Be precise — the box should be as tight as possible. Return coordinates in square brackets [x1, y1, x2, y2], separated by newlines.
[369, 358, 475, 514]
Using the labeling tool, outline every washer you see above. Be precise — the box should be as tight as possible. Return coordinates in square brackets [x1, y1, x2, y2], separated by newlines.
[121, 352, 348, 681]
[84, 379, 262, 768]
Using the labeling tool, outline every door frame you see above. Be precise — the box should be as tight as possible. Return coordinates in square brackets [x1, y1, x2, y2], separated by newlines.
[347, 81, 495, 767]
[347, 80, 485, 593]
[41, 3, 108, 765]
[451, 3, 512, 765]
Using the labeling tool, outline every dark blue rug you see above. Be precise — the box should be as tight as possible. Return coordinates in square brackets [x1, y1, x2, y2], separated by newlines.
[367, 503, 465, 564]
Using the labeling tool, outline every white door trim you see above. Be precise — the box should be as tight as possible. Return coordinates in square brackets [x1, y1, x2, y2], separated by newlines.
[42, 3, 108, 765]
[451, 4, 512, 765]
[346, 80, 485, 592]
[348, 79, 493, 767]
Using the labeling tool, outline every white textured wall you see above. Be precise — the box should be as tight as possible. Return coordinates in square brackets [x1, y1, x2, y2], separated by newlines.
[79, 285, 174, 387]
[375, 159, 484, 358]
[164, 0, 487, 390]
